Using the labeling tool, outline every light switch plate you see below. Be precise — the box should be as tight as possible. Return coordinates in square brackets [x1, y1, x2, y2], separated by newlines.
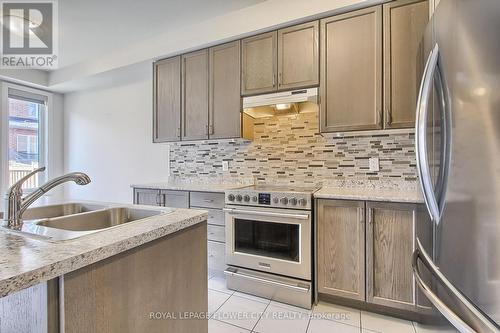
[369, 157, 380, 172]
[222, 161, 229, 171]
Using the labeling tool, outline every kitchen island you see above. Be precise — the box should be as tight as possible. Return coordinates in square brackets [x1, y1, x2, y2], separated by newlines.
[0, 203, 208, 333]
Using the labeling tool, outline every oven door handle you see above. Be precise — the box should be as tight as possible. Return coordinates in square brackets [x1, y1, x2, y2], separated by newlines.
[223, 208, 310, 220]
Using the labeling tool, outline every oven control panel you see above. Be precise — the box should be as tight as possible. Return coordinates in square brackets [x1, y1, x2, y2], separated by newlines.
[225, 189, 313, 210]
[258, 193, 271, 205]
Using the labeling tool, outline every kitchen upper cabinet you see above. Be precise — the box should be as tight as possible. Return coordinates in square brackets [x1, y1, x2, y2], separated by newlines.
[241, 31, 277, 96]
[317, 199, 365, 301]
[153, 57, 181, 142]
[277, 21, 319, 90]
[242, 22, 319, 95]
[181, 49, 209, 140]
[320, 6, 383, 133]
[209, 41, 241, 139]
[366, 202, 418, 311]
[383, 0, 429, 128]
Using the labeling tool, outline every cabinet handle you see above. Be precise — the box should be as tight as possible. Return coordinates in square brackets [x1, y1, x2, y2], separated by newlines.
[272, 74, 276, 87]
[206, 124, 209, 135]
[359, 207, 365, 224]
[209, 124, 214, 135]
[156, 194, 164, 206]
[386, 109, 392, 125]
[377, 109, 383, 126]
[176, 127, 181, 138]
[278, 72, 282, 86]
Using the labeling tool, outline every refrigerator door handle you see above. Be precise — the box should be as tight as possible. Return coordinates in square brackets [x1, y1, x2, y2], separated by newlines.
[415, 43, 441, 224]
[412, 238, 499, 333]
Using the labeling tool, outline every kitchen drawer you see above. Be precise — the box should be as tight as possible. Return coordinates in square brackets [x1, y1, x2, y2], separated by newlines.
[190, 192, 225, 209]
[134, 188, 161, 206]
[191, 207, 225, 226]
[161, 190, 189, 208]
[207, 225, 225, 243]
[208, 240, 226, 272]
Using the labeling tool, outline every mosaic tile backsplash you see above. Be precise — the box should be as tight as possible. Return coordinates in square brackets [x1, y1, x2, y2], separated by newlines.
[169, 112, 418, 187]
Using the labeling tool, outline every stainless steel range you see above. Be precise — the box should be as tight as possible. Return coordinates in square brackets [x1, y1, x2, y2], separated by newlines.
[223, 184, 318, 309]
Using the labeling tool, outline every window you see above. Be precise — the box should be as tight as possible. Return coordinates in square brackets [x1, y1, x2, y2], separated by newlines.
[16, 135, 38, 154]
[7, 89, 47, 189]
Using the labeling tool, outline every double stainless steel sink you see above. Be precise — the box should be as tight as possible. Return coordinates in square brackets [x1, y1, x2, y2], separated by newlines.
[3, 203, 172, 241]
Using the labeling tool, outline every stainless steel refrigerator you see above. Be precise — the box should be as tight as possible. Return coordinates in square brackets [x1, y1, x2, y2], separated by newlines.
[412, 0, 500, 332]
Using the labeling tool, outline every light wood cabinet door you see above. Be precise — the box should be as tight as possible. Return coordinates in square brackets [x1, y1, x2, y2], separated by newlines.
[181, 49, 209, 140]
[277, 21, 319, 90]
[134, 188, 161, 206]
[317, 199, 366, 301]
[63, 223, 208, 333]
[209, 41, 241, 139]
[241, 31, 277, 96]
[383, 0, 429, 128]
[153, 57, 181, 142]
[208, 240, 226, 272]
[320, 6, 383, 133]
[161, 190, 189, 208]
[366, 202, 417, 310]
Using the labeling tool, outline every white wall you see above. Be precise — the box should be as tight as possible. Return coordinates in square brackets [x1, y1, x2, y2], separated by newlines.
[61, 0, 375, 203]
[63, 76, 169, 203]
[45, 92, 65, 203]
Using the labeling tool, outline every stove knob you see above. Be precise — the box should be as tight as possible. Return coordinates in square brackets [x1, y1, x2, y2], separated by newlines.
[252, 196, 258, 202]
[289, 198, 297, 206]
[280, 197, 289, 205]
[228, 194, 235, 201]
[243, 195, 250, 202]
[298, 198, 307, 206]
[273, 197, 279, 204]
[235, 194, 243, 202]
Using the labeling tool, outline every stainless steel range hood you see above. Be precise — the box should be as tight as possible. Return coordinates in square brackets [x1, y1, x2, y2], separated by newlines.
[243, 88, 318, 109]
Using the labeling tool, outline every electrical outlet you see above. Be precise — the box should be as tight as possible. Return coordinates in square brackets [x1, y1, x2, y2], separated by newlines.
[222, 161, 229, 171]
[369, 157, 380, 172]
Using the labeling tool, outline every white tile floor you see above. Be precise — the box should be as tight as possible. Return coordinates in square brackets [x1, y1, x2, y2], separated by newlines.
[207, 272, 459, 333]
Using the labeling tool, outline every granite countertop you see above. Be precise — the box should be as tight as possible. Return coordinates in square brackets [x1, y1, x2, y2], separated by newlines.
[131, 181, 250, 193]
[313, 186, 423, 203]
[132, 179, 422, 203]
[0, 203, 207, 298]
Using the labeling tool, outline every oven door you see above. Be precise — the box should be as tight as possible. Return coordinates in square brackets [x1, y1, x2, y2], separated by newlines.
[224, 205, 311, 280]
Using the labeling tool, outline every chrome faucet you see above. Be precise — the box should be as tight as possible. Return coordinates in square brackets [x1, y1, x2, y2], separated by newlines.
[2, 167, 91, 229]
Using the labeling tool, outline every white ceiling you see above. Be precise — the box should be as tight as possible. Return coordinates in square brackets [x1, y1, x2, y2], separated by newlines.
[58, 0, 265, 68]
[2, 0, 368, 92]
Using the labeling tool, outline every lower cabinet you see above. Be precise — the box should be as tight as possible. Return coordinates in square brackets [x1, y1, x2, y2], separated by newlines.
[190, 191, 227, 273]
[317, 199, 365, 301]
[133, 188, 162, 206]
[132, 187, 228, 273]
[133, 188, 227, 271]
[366, 202, 417, 311]
[62, 224, 207, 333]
[133, 188, 189, 208]
[161, 190, 189, 208]
[317, 199, 433, 315]
[208, 240, 226, 272]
